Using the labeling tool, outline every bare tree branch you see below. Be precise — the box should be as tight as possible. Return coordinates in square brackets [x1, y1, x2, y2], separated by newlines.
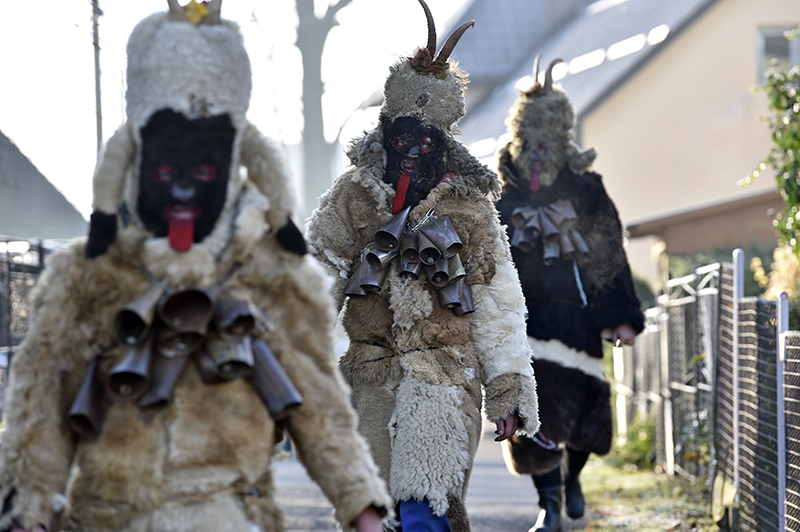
[323, 0, 352, 24]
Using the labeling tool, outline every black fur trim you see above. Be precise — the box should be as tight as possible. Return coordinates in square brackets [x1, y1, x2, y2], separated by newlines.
[1, 487, 16, 515]
[85, 211, 117, 258]
[275, 217, 307, 255]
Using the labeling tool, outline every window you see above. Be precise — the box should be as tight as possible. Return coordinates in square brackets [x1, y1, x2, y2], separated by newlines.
[757, 27, 800, 81]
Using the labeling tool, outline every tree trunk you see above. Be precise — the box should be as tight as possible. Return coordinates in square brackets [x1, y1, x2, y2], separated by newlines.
[295, 0, 350, 220]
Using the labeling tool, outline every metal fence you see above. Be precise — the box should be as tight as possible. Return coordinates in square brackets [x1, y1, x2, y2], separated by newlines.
[737, 297, 780, 531]
[616, 262, 722, 480]
[619, 249, 800, 531]
[785, 331, 800, 531]
[0, 237, 50, 417]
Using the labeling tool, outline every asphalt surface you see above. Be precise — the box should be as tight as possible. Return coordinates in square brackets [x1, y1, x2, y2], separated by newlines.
[273, 428, 591, 532]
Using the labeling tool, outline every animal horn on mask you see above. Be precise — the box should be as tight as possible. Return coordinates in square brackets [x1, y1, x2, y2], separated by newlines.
[543, 58, 563, 93]
[522, 54, 543, 96]
[410, 0, 474, 70]
[420, 0, 436, 59]
[435, 20, 475, 63]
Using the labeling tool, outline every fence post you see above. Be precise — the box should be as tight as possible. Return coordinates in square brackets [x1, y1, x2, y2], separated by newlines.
[732, 248, 744, 502]
[777, 291, 788, 532]
[660, 296, 674, 476]
[613, 345, 628, 446]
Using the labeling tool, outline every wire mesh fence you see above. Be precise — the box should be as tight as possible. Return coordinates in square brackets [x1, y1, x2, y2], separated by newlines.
[0, 238, 49, 418]
[627, 264, 720, 480]
[715, 262, 737, 502]
[622, 254, 800, 531]
[737, 297, 779, 532]
[785, 331, 800, 531]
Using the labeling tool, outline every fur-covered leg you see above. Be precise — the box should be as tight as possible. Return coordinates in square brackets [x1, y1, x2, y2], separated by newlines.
[563, 447, 589, 519]
[446, 493, 471, 532]
[529, 468, 562, 532]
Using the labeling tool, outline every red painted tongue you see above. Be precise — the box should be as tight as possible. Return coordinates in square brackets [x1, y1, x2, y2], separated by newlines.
[529, 173, 541, 192]
[168, 216, 194, 252]
[392, 172, 412, 214]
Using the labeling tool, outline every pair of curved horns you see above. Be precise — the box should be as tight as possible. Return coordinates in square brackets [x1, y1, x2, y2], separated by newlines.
[418, 0, 474, 63]
[167, 0, 222, 24]
[532, 54, 564, 93]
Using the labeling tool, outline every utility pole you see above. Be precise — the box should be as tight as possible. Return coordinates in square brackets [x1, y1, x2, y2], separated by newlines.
[92, 0, 103, 154]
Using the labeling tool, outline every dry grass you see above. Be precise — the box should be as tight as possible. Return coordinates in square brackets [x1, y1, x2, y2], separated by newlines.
[571, 457, 717, 532]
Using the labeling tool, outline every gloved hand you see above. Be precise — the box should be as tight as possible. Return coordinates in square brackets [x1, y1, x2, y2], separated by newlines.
[85, 211, 117, 258]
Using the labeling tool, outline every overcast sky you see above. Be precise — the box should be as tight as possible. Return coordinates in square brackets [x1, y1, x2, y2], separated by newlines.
[0, 0, 468, 219]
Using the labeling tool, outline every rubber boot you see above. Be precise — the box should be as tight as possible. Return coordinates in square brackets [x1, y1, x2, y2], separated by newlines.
[564, 448, 589, 519]
[529, 468, 563, 532]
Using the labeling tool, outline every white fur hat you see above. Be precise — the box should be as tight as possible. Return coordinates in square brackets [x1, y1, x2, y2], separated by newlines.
[90, 1, 294, 238]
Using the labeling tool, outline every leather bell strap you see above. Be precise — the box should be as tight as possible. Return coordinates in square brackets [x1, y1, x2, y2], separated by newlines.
[509, 199, 588, 265]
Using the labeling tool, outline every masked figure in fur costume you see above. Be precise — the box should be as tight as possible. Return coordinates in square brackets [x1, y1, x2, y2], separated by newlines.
[495, 57, 645, 532]
[306, 2, 539, 531]
[0, 3, 391, 532]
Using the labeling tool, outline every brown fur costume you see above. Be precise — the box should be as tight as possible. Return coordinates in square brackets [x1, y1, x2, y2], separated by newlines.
[306, 54, 540, 530]
[0, 7, 390, 532]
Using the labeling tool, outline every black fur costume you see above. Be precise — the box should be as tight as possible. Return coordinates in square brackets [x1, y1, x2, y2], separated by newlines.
[496, 161, 645, 476]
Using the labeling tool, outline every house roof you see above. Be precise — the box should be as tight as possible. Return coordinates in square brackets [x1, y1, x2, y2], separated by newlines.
[0, 130, 87, 240]
[456, 0, 718, 154]
[445, 0, 594, 83]
[625, 187, 782, 238]
[357, 0, 596, 111]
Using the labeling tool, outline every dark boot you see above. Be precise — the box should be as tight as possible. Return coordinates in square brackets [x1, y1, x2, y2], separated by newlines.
[530, 468, 563, 532]
[564, 448, 589, 519]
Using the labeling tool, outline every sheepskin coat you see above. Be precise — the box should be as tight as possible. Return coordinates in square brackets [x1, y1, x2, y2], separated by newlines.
[0, 179, 390, 532]
[495, 164, 644, 476]
[306, 129, 540, 530]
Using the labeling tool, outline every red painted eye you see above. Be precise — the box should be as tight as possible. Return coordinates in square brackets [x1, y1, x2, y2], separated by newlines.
[192, 163, 216, 182]
[393, 135, 407, 150]
[153, 165, 173, 183]
[420, 135, 434, 154]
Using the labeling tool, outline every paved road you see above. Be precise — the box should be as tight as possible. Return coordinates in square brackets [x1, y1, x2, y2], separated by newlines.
[273, 428, 592, 531]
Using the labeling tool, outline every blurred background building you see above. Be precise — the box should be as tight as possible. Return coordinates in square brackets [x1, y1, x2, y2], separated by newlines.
[0, 130, 86, 240]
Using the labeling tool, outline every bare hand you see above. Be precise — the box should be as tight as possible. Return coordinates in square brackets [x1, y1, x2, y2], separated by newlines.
[612, 323, 636, 346]
[353, 505, 383, 532]
[494, 412, 520, 442]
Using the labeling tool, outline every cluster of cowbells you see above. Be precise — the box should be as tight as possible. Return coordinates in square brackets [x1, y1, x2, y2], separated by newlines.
[345, 206, 474, 316]
[510, 199, 589, 265]
[68, 283, 302, 441]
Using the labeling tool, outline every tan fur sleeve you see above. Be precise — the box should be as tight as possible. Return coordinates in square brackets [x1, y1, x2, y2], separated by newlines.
[251, 246, 391, 528]
[459, 198, 540, 435]
[305, 170, 368, 313]
[0, 246, 90, 530]
[240, 122, 296, 232]
[279, 342, 391, 528]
